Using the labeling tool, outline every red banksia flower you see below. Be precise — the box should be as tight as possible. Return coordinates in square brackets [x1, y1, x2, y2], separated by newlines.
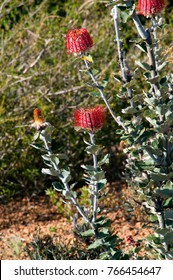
[74, 106, 106, 133]
[126, 235, 140, 248]
[137, 0, 166, 16]
[67, 28, 93, 54]
[31, 108, 47, 130]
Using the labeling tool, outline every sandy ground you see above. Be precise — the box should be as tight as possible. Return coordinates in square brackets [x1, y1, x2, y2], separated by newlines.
[0, 182, 152, 259]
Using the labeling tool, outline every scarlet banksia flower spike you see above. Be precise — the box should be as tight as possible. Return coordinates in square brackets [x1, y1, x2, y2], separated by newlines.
[31, 108, 47, 130]
[137, 0, 166, 16]
[67, 28, 93, 54]
[74, 105, 106, 133]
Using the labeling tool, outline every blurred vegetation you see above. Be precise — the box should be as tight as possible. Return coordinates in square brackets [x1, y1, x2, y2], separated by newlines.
[0, 0, 173, 201]
[25, 234, 105, 260]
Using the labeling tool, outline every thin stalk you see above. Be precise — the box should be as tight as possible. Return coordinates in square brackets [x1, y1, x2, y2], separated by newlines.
[41, 133, 95, 230]
[151, 16, 159, 70]
[89, 132, 98, 223]
[154, 203, 168, 253]
[132, 10, 149, 40]
[83, 59, 127, 131]
[112, 6, 134, 108]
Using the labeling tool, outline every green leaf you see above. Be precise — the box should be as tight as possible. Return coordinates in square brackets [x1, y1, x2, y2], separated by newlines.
[94, 171, 105, 181]
[99, 251, 110, 260]
[145, 117, 157, 127]
[122, 106, 138, 114]
[100, 227, 109, 234]
[50, 155, 60, 166]
[157, 229, 173, 245]
[41, 154, 51, 161]
[120, 10, 130, 23]
[143, 98, 156, 107]
[166, 112, 173, 126]
[87, 239, 103, 250]
[157, 62, 167, 71]
[154, 189, 173, 198]
[80, 229, 95, 237]
[98, 178, 107, 191]
[92, 68, 99, 75]
[40, 125, 54, 142]
[136, 42, 147, 53]
[144, 145, 162, 157]
[114, 75, 122, 83]
[98, 154, 110, 166]
[165, 251, 173, 259]
[165, 209, 173, 221]
[135, 61, 151, 71]
[118, 4, 135, 23]
[107, 0, 122, 7]
[85, 145, 100, 154]
[81, 164, 96, 171]
[150, 173, 173, 182]
[143, 72, 159, 84]
[55, 153, 69, 160]
[30, 143, 43, 150]
[95, 216, 111, 228]
[100, 78, 109, 89]
[32, 132, 40, 141]
[156, 228, 171, 236]
[135, 160, 154, 170]
[164, 197, 173, 207]
[98, 227, 110, 238]
[61, 167, 71, 183]
[42, 168, 59, 176]
[52, 181, 64, 191]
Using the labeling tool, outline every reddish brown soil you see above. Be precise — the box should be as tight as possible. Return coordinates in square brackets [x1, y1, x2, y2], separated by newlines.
[0, 182, 152, 259]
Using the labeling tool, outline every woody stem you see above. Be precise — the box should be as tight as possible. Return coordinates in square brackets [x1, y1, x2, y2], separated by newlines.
[83, 59, 127, 131]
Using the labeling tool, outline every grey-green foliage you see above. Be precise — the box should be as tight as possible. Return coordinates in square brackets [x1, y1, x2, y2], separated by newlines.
[113, 2, 173, 259]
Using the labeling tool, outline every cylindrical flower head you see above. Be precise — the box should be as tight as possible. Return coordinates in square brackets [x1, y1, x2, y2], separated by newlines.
[31, 108, 47, 130]
[67, 28, 93, 53]
[74, 105, 106, 133]
[137, 0, 166, 16]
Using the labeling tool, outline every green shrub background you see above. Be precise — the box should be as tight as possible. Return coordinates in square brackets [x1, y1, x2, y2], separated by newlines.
[0, 0, 173, 201]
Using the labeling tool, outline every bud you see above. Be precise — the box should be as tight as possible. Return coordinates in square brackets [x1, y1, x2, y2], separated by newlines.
[66, 28, 93, 54]
[137, 0, 166, 16]
[31, 108, 47, 130]
[74, 105, 106, 133]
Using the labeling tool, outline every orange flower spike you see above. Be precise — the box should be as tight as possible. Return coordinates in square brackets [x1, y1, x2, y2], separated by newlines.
[33, 108, 44, 123]
[31, 108, 47, 130]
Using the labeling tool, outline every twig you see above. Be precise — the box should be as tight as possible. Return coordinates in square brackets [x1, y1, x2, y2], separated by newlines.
[47, 85, 84, 96]
[112, 6, 134, 107]
[23, 49, 45, 74]
[89, 132, 98, 223]
[84, 59, 127, 131]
